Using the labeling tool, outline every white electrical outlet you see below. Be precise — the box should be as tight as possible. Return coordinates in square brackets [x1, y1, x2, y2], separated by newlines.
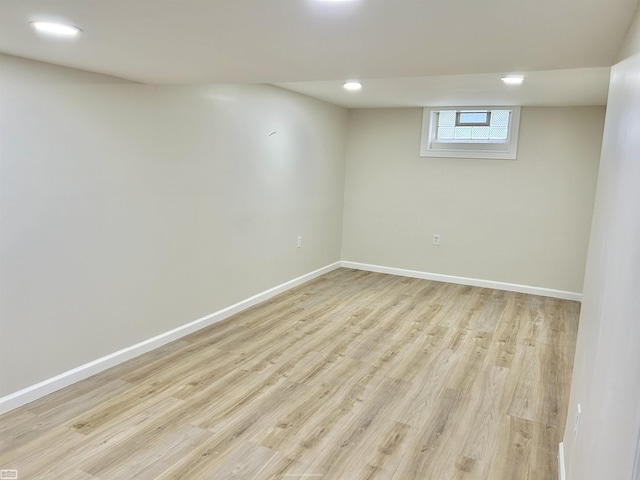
[432, 234, 441, 246]
[297, 236, 302, 248]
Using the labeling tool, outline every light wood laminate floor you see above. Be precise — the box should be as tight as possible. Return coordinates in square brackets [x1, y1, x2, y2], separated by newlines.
[0, 268, 579, 479]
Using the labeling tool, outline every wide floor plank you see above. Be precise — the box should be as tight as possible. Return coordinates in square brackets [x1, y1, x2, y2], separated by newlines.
[0, 268, 579, 479]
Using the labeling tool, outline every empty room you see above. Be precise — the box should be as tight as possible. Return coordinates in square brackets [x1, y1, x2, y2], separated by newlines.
[1, 1, 640, 479]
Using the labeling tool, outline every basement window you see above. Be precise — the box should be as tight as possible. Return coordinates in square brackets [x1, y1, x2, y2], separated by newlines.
[420, 106, 521, 159]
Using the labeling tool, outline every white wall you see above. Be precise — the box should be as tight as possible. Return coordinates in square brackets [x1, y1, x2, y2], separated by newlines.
[563, 6, 640, 479]
[341, 107, 604, 293]
[0, 54, 348, 397]
[0, 52, 136, 85]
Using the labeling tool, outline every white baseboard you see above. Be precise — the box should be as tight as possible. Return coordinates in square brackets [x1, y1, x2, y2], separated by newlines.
[340, 261, 582, 302]
[558, 442, 566, 480]
[0, 260, 579, 415]
[0, 262, 341, 416]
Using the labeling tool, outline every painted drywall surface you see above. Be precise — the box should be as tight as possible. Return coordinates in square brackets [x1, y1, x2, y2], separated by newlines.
[0, 52, 136, 84]
[563, 6, 640, 479]
[0, 56, 347, 396]
[341, 106, 604, 293]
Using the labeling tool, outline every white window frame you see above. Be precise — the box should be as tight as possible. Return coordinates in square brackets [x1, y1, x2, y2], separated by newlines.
[420, 106, 521, 160]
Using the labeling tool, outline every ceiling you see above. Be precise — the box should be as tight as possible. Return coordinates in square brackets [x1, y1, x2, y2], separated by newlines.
[277, 68, 612, 108]
[0, 0, 638, 107]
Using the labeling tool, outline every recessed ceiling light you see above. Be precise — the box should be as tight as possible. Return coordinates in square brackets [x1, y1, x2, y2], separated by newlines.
[343, 81, 362, 91]
[501, 75, 525, 85]
[31, 21, 81, 37]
